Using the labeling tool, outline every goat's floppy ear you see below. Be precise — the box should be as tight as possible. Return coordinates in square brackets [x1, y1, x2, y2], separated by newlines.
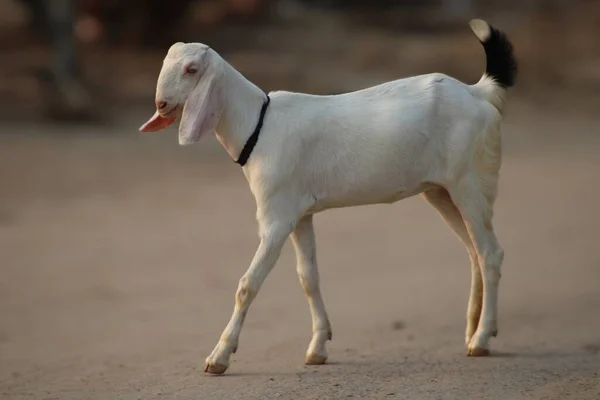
[178, 50, 225, 145]
[139, 111, 176, 132]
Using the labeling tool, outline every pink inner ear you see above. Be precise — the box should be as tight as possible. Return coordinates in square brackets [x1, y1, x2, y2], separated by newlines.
[139, 111, 176, 132]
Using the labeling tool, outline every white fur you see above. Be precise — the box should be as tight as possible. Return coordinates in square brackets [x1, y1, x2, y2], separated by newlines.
[141, 24, 510, 374]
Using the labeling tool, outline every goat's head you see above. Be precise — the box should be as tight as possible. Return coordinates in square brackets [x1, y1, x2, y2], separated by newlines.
[139, 42, 225, 145]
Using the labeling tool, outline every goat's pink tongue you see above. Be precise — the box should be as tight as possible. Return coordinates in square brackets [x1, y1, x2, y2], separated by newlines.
[139, 111, 176, 132]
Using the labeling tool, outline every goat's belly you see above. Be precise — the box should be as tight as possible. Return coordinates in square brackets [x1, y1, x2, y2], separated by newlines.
[308, 182, 433, 214]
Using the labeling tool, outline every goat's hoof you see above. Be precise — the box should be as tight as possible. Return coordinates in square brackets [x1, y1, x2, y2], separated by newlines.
[305, 353, 328, 365]
[204, 362, 228, 375]
[467, 347, 490, 357]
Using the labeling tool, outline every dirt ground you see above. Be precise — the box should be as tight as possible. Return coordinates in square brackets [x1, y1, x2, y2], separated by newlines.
[0, 90, 599, 400]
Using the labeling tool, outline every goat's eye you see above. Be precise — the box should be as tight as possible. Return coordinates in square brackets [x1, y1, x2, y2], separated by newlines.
[185, 65, 198, 75]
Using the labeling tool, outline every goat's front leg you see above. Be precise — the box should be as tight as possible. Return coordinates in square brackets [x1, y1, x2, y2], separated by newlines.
[204, 219, 295, 375]
[290, 215, 332, 365]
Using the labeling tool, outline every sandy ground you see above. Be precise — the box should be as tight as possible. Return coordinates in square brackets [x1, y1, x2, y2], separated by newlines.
[0, 98, 599, 400]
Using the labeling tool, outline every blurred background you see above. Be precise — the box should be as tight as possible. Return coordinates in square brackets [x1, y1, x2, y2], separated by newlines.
[1, 1, 599, 399]
[0, 0, 599, 120]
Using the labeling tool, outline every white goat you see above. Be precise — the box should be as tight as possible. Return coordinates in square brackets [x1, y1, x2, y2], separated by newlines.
[140, 19, 517, 375]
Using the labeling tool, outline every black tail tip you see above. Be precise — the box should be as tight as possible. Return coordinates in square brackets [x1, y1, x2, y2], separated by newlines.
[469, 19, 518, 89]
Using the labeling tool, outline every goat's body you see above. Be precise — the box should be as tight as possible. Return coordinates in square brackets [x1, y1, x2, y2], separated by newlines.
[141, 19, 517, 375]
[248, 73, 501, 214]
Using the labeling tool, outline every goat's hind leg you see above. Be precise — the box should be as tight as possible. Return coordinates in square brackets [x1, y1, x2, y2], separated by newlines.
[290, 215, 332, 365]
[448, 178, 503, 356]
[422, 188, 483, 349]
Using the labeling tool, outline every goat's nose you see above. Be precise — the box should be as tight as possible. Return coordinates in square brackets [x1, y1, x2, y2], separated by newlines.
[156, 100, 167, 110]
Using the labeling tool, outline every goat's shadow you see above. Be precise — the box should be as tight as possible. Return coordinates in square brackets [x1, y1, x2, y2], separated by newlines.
[488, 347, 600, 359]
[202, 360, 361, 378]
[202, 346, 600, 378]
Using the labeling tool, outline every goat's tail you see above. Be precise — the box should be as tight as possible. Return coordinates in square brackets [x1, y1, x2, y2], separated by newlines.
[468, 19, 517, 112]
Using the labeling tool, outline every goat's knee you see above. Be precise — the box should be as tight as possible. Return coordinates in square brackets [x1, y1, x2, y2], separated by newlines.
[481, 245, 503, 284]
[235, 275, 258, 310]
[298, 270, 318, 296]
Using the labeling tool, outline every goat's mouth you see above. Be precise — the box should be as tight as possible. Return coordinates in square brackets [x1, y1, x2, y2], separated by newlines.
[159, 105, 179, 119]
[139, 107, 178, 133]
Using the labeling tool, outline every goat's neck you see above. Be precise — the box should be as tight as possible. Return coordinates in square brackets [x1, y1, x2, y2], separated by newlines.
[215, 62, 267, 162]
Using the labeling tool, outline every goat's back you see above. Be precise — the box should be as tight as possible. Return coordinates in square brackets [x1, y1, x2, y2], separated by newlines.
[252, 73, 501, 212]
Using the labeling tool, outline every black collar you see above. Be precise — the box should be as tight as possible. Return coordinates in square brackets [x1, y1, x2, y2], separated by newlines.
[235, 94, 271, 166]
